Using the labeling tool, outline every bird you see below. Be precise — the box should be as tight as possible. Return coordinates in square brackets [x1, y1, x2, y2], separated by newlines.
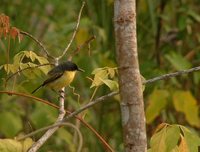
[31, 61, 83, 94]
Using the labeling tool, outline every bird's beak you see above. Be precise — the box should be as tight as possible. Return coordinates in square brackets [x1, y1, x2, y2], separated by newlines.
[78, 68, 85, 72]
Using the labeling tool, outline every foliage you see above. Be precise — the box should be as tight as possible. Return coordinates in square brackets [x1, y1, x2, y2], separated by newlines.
[0, 0, 200, 151]
[148, 123, 200, 152]
[0, 138, 33, 152]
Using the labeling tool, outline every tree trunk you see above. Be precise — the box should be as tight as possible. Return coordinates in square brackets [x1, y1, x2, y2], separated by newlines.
[114, 0, 147, 152]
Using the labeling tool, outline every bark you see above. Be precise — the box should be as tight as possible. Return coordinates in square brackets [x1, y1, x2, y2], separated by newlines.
[114, 0, 147, 152]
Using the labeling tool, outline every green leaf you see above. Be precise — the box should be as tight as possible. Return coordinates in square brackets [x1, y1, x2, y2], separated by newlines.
[100, 79, 118, 91]
[180, 126, 200, 152]
[0, 112, 22, 137]
[146, 89, 169, 123]
[173, 91, 200, 127]
[150, 125, 167, 152]
[165, 52, 192, 70]
[150, 124, 180, 152]
[165, 125, 180, 152]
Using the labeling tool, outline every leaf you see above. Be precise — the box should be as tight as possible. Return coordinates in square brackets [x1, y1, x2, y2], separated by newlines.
[154, 123, 168, 133]
[21, 138, 34, 152]
[90, 69, 108, 88]
[180, 126, 200, 152]
[91, 68, 104, 74]
[10, 27, 19, 40]
[3, 64, 19, 74]
[0, 138, 33, 152]
[150, 124, 180, 152]
[36, 56, 50, 74]
[150, 125, 167, 152]
[108, 68, 115, 78]
[171, 146, 180, 152]
[179, 135, 189, 152]
[165, 125, 180, 152]
[173, 91, 200, 127]
[13, 52, 25, 64]
[0, 139, 21, 152]
[146, 89, 169, 123]
[165, 52, 192, 70]
[100, 79, 119, 91]
[0, 112, 22, 137]
[29, 51, 36, 62]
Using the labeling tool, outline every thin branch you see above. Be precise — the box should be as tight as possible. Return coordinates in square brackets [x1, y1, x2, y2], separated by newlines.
[0, 91, 58, 108]
[63, 123, 83, 152]
[17, 91, 118, 152]
[143, 66, 200, 85]
[69, 35, 96, 59]
[25, 123, 83, 152]
[63, 91, 118, 121]
[57, 1, 85, 60]
[28, 88, 66, 152]
[20, 30, 55, 60]
[0, 91, 114, 152]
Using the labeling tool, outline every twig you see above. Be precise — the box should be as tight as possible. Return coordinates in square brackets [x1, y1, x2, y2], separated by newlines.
[143, 66, 200, 84]
[69, 35, 96, 59]
[63, 91, 118, 121]
[28, 88, 66, 152]
[0, 91, 114, 152]
[57, 1, 85, 60]
[20, 30, 55, 60]
[23, 123, 83, 152]
[17, 91, 118, 152]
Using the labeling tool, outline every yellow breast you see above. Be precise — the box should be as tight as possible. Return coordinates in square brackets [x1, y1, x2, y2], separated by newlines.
[47, 71, 76, 90]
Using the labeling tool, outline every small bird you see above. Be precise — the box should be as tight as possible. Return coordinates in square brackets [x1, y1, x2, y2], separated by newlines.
[31, 61, 83, 94]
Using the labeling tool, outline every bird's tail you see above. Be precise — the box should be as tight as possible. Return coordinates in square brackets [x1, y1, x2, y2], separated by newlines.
[31, 84, 43, 94]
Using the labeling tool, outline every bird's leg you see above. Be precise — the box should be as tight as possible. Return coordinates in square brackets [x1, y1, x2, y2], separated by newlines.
[59, 90, 65, 99]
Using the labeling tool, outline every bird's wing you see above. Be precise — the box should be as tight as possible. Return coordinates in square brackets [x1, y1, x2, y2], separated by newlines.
[43, 72, 64, 86]
[48, 64, 64, 76]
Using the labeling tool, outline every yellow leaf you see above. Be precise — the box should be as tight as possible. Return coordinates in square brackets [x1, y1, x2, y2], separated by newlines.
[29, 51, 36, 62]
[90, 69, 108, 88]
[146, 89, 169, 123]
[173, 91, 200, 127]
[0, 138, 33, 152]
[150, 124, 180, 152]
[21, 138, 34, 152]
[13, 52, 25, 64]
[100, 79, 118, 91]
[179, 135, 189, 152]
[150, 125, 167, 152]
[108, 68, 115, 78]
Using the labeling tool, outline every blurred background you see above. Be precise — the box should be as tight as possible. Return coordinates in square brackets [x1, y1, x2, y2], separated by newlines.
[0, 0, 200, 151]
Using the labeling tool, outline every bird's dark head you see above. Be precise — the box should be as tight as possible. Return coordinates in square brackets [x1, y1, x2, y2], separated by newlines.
[62, 61, 84, 72]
